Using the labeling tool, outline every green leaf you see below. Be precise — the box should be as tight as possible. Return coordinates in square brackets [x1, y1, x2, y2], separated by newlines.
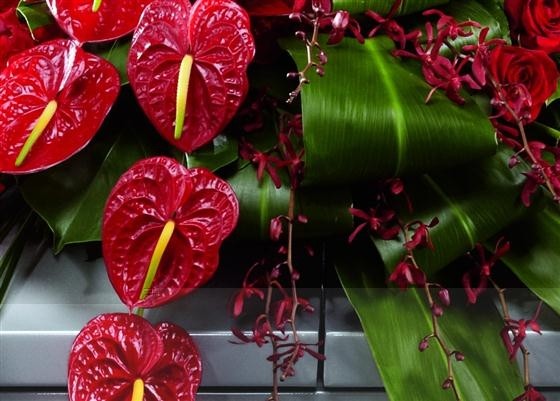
[332, 0, 449, 15]
[374, 148, 528, 275]
[334, 239, 524, 401]
[92, 40, 131, 85]
[228, 165, 353, 239]
[546, 80, 560, 106]
[20, 130, 153, 253]
[0, 212, 34, 308]
[529, 122, 560, 140]
[284, 36, 496, 186]
[17, 0, 54, 37]
[186, 135, 239, 171]
[499, 203, 560, 315]
[439, 0, 510, 52]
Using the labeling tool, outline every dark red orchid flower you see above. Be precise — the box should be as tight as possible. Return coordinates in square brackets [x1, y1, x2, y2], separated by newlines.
[46, 0, 153, 43]
[68, 313, 201, 401]
[102, 157, 239, 309]
[514, 385, 547, 401]
[0, 39, 119, 174]
[128, 0, 255, 153]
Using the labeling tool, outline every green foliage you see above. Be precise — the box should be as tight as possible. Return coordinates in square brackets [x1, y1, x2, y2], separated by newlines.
[333, 0, 449, 15]
[20, 129, 153, 253]
[499, 204, 560, 315]
[334, 239, 524, 401]
[229, 166, 352, 239]
[284, 36, 496, 186]
[374, 148, 528, 275]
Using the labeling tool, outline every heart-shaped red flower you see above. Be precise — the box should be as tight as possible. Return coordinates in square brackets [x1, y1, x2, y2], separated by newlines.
[102, 157, 239, 309]
[46, 0, 154, 43]
[128, 0, 255, 153]
[0, 39, 120, 174]
[68, 313, 202, 401]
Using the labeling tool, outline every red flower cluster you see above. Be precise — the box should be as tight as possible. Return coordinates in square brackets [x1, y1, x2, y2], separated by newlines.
[463, 239, 510, 304]
[488, 45, 559, 123]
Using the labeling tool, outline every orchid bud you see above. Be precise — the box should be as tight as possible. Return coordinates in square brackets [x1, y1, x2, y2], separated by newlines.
[431, 303, 444, 317]
[418, 339, 429, 352]
[438, 288, 451, 307]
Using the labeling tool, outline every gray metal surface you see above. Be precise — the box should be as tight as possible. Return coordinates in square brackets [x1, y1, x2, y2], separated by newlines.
[0, 246, 319, 388]
[1, 244, 560, 399]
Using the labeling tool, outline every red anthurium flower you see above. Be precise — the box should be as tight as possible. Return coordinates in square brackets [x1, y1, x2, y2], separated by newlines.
[0, 1, 19, 13]
[102, 157, 239, 309]
[0, 8, 35, 68]
[46, 0, 153, 43]
[68, 313, 201, 401]
[0, 39, 119, 174]
[128, 0, 255, 153]
[238, 0, 293, 16]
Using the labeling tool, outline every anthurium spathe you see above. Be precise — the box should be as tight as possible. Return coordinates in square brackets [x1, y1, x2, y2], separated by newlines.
[46, 0, 153, 43]
[127, 0, 255, 153]
[68, 313, 202, 401]
[102, 157, 239, 309]
[0, 39, 119, 174]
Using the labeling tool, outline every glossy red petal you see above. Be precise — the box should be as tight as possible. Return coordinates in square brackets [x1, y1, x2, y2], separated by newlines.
[180, 167, 240, 245]
[46, 0, 153, 43]
[103, 157, 196, 309]
[0, 39, 119, 174]
[145, 323, 202, 401]
[128, 0, 254, 153]
[102, 157, 240, 309]
[68, 313, 163, 401]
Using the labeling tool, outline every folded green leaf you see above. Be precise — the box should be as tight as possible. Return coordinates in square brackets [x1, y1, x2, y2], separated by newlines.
[498, 203, 560, 315]
[374, 149, 527, 274]
[334, 239, 524, 401]
[439, 0, 510, 52]
[17, 0, 54, 35]
[20, 130, 153, 253]
[229, 165, 353, 239]
[333, 0, 448, 15]
[93, 40, 131, 85]
[284, 36, 496, 186]
[186, 135, 239, 171]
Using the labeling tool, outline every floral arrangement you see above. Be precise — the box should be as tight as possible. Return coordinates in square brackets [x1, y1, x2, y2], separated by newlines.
[1, 0, 560, 400]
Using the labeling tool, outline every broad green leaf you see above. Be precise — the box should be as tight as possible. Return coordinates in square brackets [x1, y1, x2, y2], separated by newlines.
[284, 36, 496, 186]
[334, 239, 524, 401]
[17, 0, 54, 37]
[20, 130, 152, 253]
[440, 0, 510, 52]
[374, 149, 527, 274]
[333, 0, 448, 15]
[530, 122, 560, 140]
[228, 165, 353, 239]
[498, 203, 560, 315]
[0, 212, 34, 308]
[92, 40, 131, 85]
[186, 135, 239, 171]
